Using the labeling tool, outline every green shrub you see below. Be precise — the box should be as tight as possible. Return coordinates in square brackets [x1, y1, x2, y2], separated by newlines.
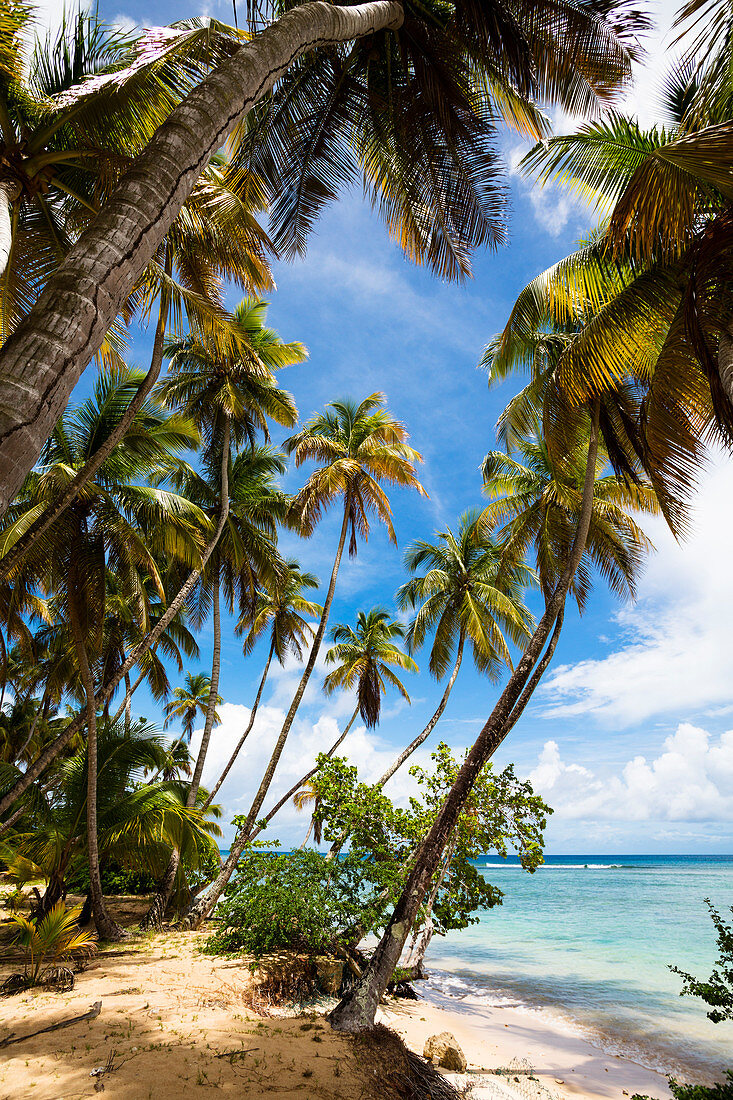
[633, 1072, 733, 1100]
[67, 861, 156, 896]
[204, 849, 364, 958]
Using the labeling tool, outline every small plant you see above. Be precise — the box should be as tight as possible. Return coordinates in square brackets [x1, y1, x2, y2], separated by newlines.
[2, 901, 98, 994]
[2, 886, 24, 914]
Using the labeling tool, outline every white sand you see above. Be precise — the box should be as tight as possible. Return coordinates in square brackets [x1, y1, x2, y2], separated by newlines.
[385, 983, 673, 1100]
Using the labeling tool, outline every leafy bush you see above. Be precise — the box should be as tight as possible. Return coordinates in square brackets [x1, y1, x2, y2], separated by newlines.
[633, 1071, 733, 1100]
[671, 900, 733, 1023]
[205, 849, 365, 958]
[67, 860, 156, 896]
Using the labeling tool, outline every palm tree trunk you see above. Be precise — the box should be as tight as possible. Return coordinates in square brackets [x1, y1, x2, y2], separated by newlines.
[141, 456, 229, 933]
[329, 404, 600, 1032]
[248, 704, 359, 842]
[123, 673, 132, 735]
[203, 636, 276, 810]
[377, 634, 465, 788]
[0, 180, 19, 278]
[403, 835, 457, 978]
[0, 1, 404, 517]
[182, 506, 352, 928]
[188, 572, 222, 805]
[0, 260, 171, 582]
[0, 421, 232, 823]
[68, 570, 126, 942]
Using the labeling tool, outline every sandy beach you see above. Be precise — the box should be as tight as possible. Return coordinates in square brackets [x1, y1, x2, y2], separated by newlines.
[0, 901, 675, 1100]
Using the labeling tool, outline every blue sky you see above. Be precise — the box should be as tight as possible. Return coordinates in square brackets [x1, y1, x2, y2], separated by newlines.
[40, 0, 733, 852]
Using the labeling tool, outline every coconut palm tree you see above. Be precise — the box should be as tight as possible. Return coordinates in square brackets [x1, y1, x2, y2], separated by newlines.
[139, 305, 301, 929]
[182, 393, 425, 927]
[204, 559, 322, 808]
[0, 718, 220, 921]
[324, 607, 417, 729]
[377, 513, 534, 787]
[164, 673, 220, 747]
[1, 366, 204, 939]
[0, 0, 648, 510]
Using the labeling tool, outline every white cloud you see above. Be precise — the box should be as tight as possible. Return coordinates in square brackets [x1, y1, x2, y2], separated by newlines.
[530, 724, 733, 822]
[538, 456, 733, 726]
[189, 695, 434, 846]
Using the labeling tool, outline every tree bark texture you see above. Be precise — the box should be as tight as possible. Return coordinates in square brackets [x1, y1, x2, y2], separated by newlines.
[329, 405, 600, 1032]
[0, 1, 404, 516]
[0, 256, 171, 582]
[68, 561, 126, 942]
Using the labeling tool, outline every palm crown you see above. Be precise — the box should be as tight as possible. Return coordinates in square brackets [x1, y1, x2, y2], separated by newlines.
[237, 558, 322, 663]
[398, 511, 534, 681]
[482, 415, 658, 611]
[324, 608, 417, 728]
[284, 393, 425, 555]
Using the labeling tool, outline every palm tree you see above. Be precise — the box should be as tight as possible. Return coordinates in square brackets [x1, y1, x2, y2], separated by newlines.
[182, 393, 425, 926]
[0, 0, 647, 510]
[140, 304, 301, 929]
[377, 512, 534, 787]
[2, 366, 204, 939]
[1, 718, 220, 921]
[204, 559, 322, 808]
[258, 607, 417, 850]
[0, 153, 276, 585]
[329, 391, 660, 1030]
[164, 672, 220, 747]
[324, 607, 416, 729]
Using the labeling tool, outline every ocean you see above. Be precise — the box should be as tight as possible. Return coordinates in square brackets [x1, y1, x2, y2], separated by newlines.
[422, 854, 733, 1083]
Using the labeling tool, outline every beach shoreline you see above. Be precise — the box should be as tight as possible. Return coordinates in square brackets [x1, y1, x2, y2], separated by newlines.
[384, 980, 675, 1100]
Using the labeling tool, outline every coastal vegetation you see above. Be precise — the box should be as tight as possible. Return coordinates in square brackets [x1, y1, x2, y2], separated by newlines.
[0, 0, 731, 1095]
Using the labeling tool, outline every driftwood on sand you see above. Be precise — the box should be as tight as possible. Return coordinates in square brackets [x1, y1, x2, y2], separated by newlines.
[0, 999, 102, 1048]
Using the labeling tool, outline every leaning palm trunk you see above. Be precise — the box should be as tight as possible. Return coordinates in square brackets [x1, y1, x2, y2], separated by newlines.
[181, 507, 351, 927]
[329, 406, 600, 1032]
[403, 835, 457, 978]
[326, 637, 464, 858]
[0, 180, 19, 280]
[0, 1, 404, 515]
[203, 637, 276, 810]
[0, 270, 171, 582]
[141, 471, 228, 931]
[68, 569, 126, 942]
[0, 422, 232, 823]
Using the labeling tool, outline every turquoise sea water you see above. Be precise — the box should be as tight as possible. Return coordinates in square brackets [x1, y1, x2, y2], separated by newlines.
[423, 855, 733, 1082]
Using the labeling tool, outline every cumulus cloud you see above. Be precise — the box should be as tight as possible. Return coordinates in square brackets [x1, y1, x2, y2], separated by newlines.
[538, 456, 733, 726]
[189, 695, 434, 846]
[529, 724, 733, 822]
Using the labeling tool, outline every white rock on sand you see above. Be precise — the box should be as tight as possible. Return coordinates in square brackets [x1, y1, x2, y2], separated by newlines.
[381, 985, 673, 1100]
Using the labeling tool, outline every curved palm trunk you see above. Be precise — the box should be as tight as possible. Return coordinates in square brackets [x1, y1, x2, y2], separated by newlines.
[141, 464, 228, 933]
[203, 636, 276, 810]
[377, 635, 465, 788]
[0, 180, 19, 279]
[0, 422, 232, 824]
[182, 506, 351, 928]
[0, 267, 171, 582]
[68, 569, 126, 942]
[0, 1, 404, 516]
[248, 704, 360, 843]
[329, 405, 600, 1032]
